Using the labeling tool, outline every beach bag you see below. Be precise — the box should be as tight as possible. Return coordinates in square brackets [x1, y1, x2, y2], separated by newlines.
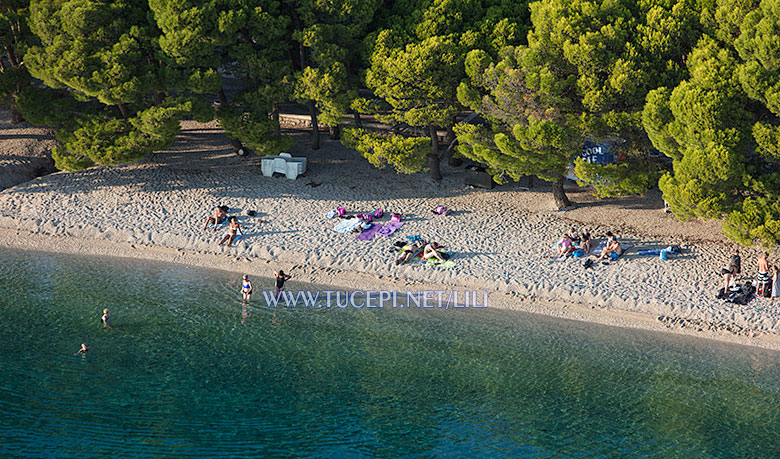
[373, 208, 384, 218]
[325, 209, 337, 219]
[391, 213, 402, 222]
[357, 212, 373, 222]
[336, 206, 346, 217]
[432, 205, 447, 215]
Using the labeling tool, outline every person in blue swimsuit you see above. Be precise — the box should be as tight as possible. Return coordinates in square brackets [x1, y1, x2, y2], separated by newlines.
[241, 275, 253, 303]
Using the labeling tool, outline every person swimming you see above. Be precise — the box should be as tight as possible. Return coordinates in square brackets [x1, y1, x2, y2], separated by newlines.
[101, 308, 112, 329]
[75, 343, 90, 355]
[241, 275, 253, 303]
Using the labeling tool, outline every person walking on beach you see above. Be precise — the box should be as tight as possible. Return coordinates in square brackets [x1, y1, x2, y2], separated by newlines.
[218, 217, 244, 246]
[721, 249, 741, 292]
[203, 205, 228, 231]
[241, 275, 253, 303]
[75, 343, 90, 355]
[274, 270, 291, 299]
[101, 308, 112, 329]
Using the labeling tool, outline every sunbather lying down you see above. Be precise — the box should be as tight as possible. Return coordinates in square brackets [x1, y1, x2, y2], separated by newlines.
[396, 243, 421, 265]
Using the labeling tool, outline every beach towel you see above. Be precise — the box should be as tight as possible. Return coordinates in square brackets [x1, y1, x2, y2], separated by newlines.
[591, 240, 607, 255]
[333, 217, 363, 233]
[208, 218, 228, 230]
[423, 257, 456, 268]
[357, 223, 384, 241]
[377, 221, 403, 236]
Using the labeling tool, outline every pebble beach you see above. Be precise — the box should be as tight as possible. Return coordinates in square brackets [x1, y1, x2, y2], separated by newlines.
[2, 113, 780, 350]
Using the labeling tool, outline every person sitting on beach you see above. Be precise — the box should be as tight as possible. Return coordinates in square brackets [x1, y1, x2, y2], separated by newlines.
[101, 308, 112, 329]
[566, 227, 580, 245]
[556, 234, 575, 258]
[396, 243, 421, 265]
[218, 217, 243, 246]
[203, 206, 228, 231]
[579, 229, 592, 254]
[721, 249, 741, 292]
[274, 270, 292, 299]
[598, 232, 622, 260]
[423, 242, 449, 261]
[75, 343, 90, 355]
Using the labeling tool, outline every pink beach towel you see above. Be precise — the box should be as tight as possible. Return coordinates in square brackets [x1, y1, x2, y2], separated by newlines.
[377, 221, 403, 236]
[356, 223, 384, 241]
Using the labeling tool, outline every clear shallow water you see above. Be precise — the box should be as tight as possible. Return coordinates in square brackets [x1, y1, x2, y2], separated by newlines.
[1, 249, 780, 458]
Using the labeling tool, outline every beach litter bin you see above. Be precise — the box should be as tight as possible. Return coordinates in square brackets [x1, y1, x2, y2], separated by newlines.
[465, 166, 494, 189]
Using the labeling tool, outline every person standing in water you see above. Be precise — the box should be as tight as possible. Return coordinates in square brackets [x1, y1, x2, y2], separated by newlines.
[274, 270, 291, 299]
[75, 343, 90, 355]
[101, 308, 112, 329]
[241, 275, 253, 303]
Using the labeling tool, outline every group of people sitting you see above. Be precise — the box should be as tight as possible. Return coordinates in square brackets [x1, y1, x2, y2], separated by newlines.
[202, 205, 244, 246]
[395, 240, 449, 265]
[556, 228, 623, 261]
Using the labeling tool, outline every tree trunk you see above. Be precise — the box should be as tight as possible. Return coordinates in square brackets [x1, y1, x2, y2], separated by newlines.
[272, 102, 280, 138]
[353, 111, 363, 128]
[117, 103, 129, 119]
[153, 91, 165, 106]
[552, 175, 570, 209]
[10, 105, 23, 124]
[309, 100, 320, 150]
[216, 88, 246, 153]
[428, 124, 442, 181]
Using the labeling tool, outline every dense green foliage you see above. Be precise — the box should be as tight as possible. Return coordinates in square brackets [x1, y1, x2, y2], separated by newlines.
[643, 0, 780, 246]
[345, 0, 529, 181]
[457, 0, 700, 207]
[3, 0, 780, 245]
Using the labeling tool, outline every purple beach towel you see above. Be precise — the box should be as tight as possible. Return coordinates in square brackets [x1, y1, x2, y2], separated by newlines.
[356, 223, 383, 241]
[377, 221, 403, 236]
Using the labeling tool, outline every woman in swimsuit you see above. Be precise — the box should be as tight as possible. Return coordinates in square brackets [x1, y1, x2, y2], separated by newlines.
[241, 275, 253, 303]
[274, 270, 291, 299]
[598, 232, 622, 260]
[203, 206, 228, 231]
[218, 217, 243, 246]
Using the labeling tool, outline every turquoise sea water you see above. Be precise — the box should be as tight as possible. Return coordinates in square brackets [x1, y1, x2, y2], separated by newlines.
[1, 249, 780, 458]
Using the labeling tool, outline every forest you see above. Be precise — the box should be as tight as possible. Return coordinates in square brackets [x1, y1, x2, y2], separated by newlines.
[1, 0, 779, 246]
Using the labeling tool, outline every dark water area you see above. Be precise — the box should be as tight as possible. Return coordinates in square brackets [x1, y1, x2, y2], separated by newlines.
[1, 248, 779, 458]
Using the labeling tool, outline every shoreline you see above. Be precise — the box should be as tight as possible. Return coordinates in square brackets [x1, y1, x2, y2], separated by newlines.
[3, 228, 780, 351]
[2, 118, 779, 351]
